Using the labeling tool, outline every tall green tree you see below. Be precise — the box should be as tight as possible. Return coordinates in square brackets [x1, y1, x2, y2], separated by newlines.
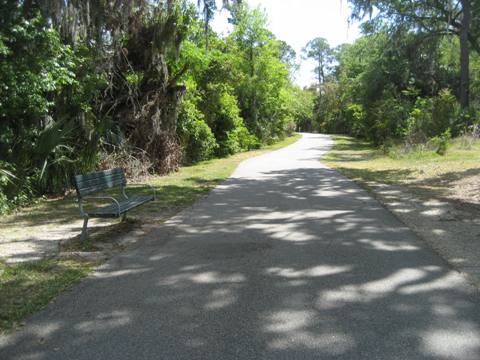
[302, 37, 333, 84]
[348, 0, 480, 108]
[228, 3, 292, 140]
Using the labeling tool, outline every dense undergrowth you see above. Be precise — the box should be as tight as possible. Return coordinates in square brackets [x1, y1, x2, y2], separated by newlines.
[0, 1, 309, 214]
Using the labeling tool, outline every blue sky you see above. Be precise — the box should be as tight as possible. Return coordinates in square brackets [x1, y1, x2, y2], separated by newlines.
[211, 0, 362, 87]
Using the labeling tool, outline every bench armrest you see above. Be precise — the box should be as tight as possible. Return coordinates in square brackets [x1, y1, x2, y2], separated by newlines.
[123, 184, 156, 201]
[79, 196, 121, 216]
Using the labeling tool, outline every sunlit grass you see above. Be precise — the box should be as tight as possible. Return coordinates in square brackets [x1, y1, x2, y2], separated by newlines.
[324, 135, 480, 192]
[0, 259, 91, 333]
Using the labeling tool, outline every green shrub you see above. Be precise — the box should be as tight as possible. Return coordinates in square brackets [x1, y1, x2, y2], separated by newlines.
[178, 99, 218, 164]
[404, 98, 432, 144]
[431, 89, 459, 135]
[428, 129, 451, 156]
[0, 164, 14, 214]
[225, 119, 260, 154]
[345, 103, 367, 138]
[372, 96, 410, 143]
[404, 89, 458, 145]
[200, 84, 257, 156]
[0, 162, 33, 214]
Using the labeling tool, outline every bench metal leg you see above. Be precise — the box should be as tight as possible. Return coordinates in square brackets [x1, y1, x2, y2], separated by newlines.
[121, 212, 127, 222]
[81, 217, 89, 241]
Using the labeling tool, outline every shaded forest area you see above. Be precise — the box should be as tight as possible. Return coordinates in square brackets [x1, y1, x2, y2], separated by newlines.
[0, 0, 311, 213]
[302, 0, 480, 153]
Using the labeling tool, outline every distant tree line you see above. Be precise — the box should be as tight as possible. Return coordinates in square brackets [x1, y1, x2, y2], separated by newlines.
[301, 0, 480, 148]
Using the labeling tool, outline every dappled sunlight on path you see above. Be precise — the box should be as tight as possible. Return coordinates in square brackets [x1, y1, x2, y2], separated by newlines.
[1, 134, 479, 359]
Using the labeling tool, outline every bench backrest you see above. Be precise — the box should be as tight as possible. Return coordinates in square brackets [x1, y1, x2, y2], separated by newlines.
[74, 168, 126, 198]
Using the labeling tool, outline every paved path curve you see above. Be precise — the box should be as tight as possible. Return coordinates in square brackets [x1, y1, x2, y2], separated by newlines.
[2, 134, 480, 359]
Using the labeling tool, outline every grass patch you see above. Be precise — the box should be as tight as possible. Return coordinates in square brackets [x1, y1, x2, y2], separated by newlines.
[324, 135, 480, 198]
[0, 259, 91, 333]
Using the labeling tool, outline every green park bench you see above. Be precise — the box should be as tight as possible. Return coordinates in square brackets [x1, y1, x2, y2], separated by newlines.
[73, 168, 155, 240]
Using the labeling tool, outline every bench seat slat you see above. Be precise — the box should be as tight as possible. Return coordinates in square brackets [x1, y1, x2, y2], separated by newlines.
[77, 175, 125, 188]
[86, 195, 154, 218]
[74, 168, 126, 197]
[75, 172, 124, 181]
[76, 169, 124, 182]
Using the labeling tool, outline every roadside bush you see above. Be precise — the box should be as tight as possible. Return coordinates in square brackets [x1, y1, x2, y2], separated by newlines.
[226, 119, 260, 154]
[0, 163, 15, 214]
[345, 103, 367, 138]
[372, 96, 410, 143]
[403, 98, 431, 145]
[178, 99, 218, 164]
[428, 129, 451, 156]
[431, 89, 459, 136]
[404, 90, 458, 146]
[200, 84, 257, 156]
[315, 83, 343, 134]
[0, 162, 33, 214]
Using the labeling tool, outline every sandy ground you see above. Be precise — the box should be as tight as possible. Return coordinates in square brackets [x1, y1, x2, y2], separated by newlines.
[0, 216, 119, 263]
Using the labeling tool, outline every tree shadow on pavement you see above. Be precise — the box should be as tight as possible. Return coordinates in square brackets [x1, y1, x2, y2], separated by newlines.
[1, 166, 480, 360]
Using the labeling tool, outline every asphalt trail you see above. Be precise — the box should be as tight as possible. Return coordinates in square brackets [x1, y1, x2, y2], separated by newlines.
[1, 133, 479, 359]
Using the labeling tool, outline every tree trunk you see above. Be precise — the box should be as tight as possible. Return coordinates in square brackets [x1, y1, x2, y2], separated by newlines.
[317, 57, 325, 84]
[460, 0, 471, 108]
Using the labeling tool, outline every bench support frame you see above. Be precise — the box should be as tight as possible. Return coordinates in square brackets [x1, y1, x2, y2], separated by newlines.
[81, 216, 89, 241]
[74, 168, 155, 240]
